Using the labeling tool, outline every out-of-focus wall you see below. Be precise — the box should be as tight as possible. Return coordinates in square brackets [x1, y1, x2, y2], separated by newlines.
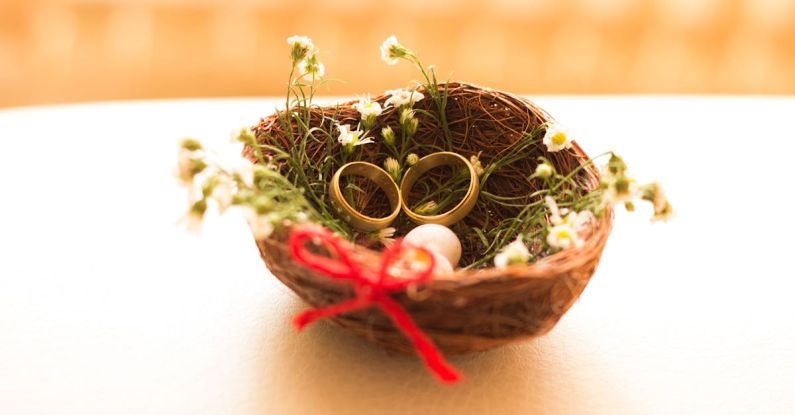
[1, 0, 794, 107]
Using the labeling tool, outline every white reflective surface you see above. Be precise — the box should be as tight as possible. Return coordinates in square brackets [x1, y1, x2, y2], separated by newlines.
[1, 97, 793, 414]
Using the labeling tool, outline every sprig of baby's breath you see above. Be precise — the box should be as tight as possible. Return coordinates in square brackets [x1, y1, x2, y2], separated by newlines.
[477, 124, 673, 269]
[380, 36, 453, 150]
[174, 137, 343, 239]
[254, 37, 358, 239]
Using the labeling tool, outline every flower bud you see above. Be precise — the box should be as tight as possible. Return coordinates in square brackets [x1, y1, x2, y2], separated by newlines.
[232, 127, 257, 145]
[383, 157, 401, 182]
[287, 35, 314, 62]
[362, 114, 377, 130]
[406, 153, 419, 166]
[190, 198, 208, 216]
[470, 155, 484, 176]
[406, 118, 419, 136]
[400, 108, 415, 126]
[381, 126, 395, 146]
[188, 158, 207, 179]
[534, 163, 554, 178]
[201, 176, 218, 198]
[180, 138, 202, 152]
[607, 153, 627, 176]
[613, 176, 631, 196]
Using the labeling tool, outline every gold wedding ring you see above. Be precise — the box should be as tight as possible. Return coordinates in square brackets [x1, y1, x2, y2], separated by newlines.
[329, 161, 402, 232]
[399, 152, 480, 226]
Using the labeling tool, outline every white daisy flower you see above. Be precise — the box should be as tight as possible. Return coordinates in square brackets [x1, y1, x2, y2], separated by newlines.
[384, 88, 424, 108]
[380, 35, 408, 65]
[353, 95, 383, 118]
[554, 210, 593, 233]
[545, 196, 593, 231]
[546, 224, 583, 250]
[353, 95, 383, 129]
[376, 227, 396, 246]
[337, 124, 355, 145]
[336, 124, 373, 147]
[542, 123, 574, 152]
[602, 176, 638, 205]
[543, 196, 590, 250]
[297, 53, 325, 80]
[494, 235, 531, 269]
[287, 35, 314, 61]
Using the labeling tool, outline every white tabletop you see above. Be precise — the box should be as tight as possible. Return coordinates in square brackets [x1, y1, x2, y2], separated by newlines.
[1, 97, 794, 414]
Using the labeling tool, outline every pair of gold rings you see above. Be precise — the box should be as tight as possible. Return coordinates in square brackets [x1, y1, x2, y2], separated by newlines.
[329, 152, 480, 232]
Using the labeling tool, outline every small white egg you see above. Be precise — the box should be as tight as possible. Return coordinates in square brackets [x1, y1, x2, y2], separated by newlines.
[430, 251, 454, 275]
[403, 224, 462, 268]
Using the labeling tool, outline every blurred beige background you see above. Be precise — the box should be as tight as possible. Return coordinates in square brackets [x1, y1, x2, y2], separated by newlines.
[1, 0, 794, 108]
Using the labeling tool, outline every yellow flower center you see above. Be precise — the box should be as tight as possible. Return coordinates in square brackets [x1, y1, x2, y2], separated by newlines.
[556, 229, 571, 239]
[551, 132, 567, 146]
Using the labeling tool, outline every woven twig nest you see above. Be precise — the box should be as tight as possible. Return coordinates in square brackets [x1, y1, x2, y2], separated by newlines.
[248, 82, 612, 355]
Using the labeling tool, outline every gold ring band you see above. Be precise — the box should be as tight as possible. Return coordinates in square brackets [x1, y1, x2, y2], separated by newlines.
[399, 152, 480, 226]
[329, 161, 402, 232]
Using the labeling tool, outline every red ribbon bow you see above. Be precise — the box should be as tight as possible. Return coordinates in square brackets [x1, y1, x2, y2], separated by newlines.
[288, 225, 461, 383]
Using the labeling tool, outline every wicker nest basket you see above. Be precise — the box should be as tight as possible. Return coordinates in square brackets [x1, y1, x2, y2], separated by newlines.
[248, 82, 612, 356]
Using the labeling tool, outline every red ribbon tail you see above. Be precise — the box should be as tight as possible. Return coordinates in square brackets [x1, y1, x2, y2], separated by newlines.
[293, 296, 374, 330]
[378, 296, 462, 384]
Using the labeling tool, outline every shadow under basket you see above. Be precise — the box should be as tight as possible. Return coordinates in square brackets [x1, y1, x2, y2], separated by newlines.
[249, 82, 613, 356]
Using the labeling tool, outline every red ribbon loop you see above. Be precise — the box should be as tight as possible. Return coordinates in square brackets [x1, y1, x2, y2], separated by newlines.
[288, 225, 461, 384]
